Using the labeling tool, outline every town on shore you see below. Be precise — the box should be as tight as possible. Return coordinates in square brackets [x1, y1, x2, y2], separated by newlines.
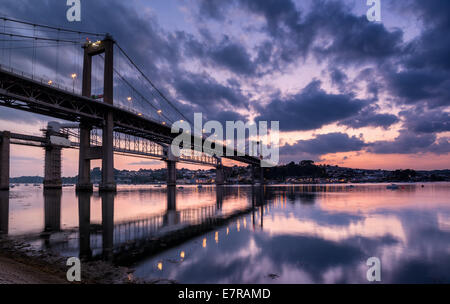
[10, 160, 450, 185]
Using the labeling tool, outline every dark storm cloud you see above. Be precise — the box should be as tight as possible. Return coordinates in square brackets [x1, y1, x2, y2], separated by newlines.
[385, 69, 450, 108]
[382, 0, 450, 108]
[400, 108, 450, 134]
[281, 132, 366, 156]
[339, 106, 400, 130]
[170, 71, 248, 123]
[209, 38, 256, 76]
[197, 0, 403, 66]
[368, 130, 450, 155]
[255, 80, 366, 131]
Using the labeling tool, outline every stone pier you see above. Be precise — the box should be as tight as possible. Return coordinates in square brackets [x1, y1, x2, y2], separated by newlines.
[44, 145, 62, 189]
[0, 132, 10, 191]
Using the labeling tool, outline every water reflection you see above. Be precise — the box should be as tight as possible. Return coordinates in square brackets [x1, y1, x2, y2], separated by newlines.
[78, 192, 92, 260]
[0, 191, 8, 234]
[4, 183, 450, 283]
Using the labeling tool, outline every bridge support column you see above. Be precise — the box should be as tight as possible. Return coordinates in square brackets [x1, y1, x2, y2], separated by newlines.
[44, 145, 62, 189]
[166, 160, 177, 187]
[0, 132, 10, 191]
[259, 165, 265, 185]
[251, 165, 256, 185]
[76, 125, 93, 192]
[215, 165, 225, 185]
[99, 37, 116, 192]
[99, 112, 116, 192]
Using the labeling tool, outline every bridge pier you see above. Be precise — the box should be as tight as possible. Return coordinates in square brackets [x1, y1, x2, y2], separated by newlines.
[44, 145, 62, 189]
[215, 165, 225, 185]
[166, 160, 177, 187]
[99, 37, 116, 192]
[259, 165, 265, 185]
[99, 112, 116, 192]
[76, 124, 93, 192]
[0, 132, 10, 191]
[251, 165, 256, 185]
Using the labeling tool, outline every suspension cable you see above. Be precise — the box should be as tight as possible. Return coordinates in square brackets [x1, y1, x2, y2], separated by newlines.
[115, 42, 191, 125]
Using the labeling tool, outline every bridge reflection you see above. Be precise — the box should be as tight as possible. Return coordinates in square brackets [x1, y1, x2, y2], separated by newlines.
[5, 186, 266, 264]
[0, 191, 8, 235]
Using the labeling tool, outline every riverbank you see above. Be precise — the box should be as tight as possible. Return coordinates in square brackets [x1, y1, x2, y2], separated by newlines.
[0, 237, 141, 284]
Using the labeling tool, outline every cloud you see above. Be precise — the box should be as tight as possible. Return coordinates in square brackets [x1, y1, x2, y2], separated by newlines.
[368, 130, 450, 155]
[282, 132, 366, 155]
[127, 160, 161, 166]
[0, 107, 43, 124]
[400, 108, 450, 134]
[256, 80, 366, 131]
[171, 71, 249, 122]
[339, 106, 400, 130]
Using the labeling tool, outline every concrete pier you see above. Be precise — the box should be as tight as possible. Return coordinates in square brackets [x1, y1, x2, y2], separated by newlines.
[99, 37, 116, 192]
[44, 145, 62, 189]
[76, 124, 93, 192]
[166, 160, 177, 187]
[0, 132, 10, 191]
[259, 165, 265, 185]
[99, 111, 116, 192]
[78, 36, 117, 192]
[215, 165, 225, 185]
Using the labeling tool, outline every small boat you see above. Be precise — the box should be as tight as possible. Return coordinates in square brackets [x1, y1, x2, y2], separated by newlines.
[387, 184, 399, 190]
[155, 185, 162, 188]
[33, 183, 40, 187]
[178, 186, 184, 189]
[197, 185, 203, 189]
[10, 184, 15, 188]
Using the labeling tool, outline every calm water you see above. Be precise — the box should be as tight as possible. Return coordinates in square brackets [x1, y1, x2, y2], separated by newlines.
[1, 183, 450, 283]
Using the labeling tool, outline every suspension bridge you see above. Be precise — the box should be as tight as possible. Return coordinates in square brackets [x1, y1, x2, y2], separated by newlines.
[0, 17, 264, 192]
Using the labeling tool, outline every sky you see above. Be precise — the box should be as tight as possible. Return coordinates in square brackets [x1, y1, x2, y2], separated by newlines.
[0, 0, 449, 177]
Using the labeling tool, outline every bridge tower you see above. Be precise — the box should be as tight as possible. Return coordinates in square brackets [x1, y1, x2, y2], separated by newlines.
[77, 35, 116, 192]
[0, 132, 10, 191]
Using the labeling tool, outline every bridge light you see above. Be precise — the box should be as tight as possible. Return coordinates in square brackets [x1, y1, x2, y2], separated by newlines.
[127, 97, 132, 101]
[47, 80, 53, 85]
[162, 121, 166, 125]
[157, 110, 162, 114]
[71, 73, 77, 79]
[138, 113, 142, 116]
[180, 251, 185, 259]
